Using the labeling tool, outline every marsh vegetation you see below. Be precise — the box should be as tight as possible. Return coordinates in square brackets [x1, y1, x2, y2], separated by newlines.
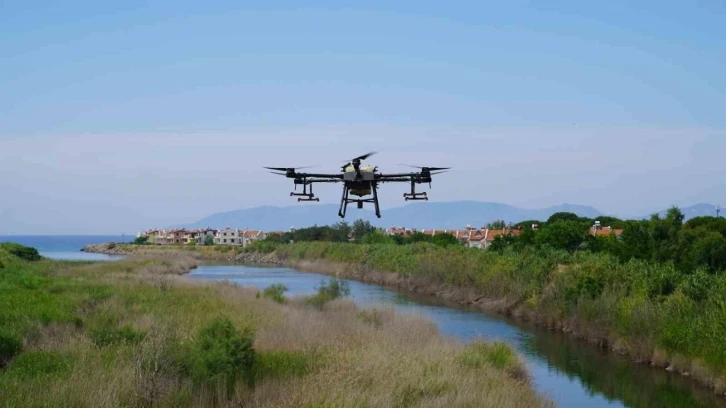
[0, 244, 547, 407]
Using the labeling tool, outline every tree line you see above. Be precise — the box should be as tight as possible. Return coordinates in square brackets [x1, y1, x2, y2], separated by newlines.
[261, 208, 726, 275]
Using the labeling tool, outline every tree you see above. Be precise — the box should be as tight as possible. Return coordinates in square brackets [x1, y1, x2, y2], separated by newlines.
[618, 220, 654, 261]
[665, 206, 685, 226]
[431, 233, 459, 247]
[514, 220, 542, 229]
[535, 221, 587, 252]
[685, 216, 726, 238]
[547, 212, 581, 224]
[407, 232, 432, 244]
[594, 216, 625, 229]
[489, 234, 516, 252]
[692, 232, 726, 273]
[134, 236, 148, 245]
[487, 220, 507, 229]
[351, 219, 376, 241]
[204, 235, 215, 246]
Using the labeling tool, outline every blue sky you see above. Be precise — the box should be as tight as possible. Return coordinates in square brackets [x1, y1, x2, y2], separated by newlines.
[1, 1, 725, 233]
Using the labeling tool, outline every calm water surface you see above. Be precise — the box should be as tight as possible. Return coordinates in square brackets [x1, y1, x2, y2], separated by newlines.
[1, 235, 130, 261]
[189, 264, 726, 408]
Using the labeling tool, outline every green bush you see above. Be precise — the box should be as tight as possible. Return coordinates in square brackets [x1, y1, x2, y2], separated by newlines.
[305, 278, 351, 309]
[457, 341, 525, 380]
[0, 329, 23, 366]
[182, 317, 256, 387]
[133, 236, 149, 245]
[262, 283, 288, 304]
[0, 243, 41, 261]
[107, 242, 117, 250]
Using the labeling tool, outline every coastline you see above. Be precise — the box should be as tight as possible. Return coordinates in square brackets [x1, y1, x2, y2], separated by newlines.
[82, 242, 726, 397]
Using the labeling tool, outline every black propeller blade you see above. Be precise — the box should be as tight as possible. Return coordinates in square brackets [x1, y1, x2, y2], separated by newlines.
[263, 166, 316, 172]
[353, 151, 376, 161]
[268, 171, 287, 176]
[343, 152, 377, 163]
[399, 164, 451, 172]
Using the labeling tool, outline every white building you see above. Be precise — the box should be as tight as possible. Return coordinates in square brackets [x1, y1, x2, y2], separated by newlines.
[215, 228, 242, 245]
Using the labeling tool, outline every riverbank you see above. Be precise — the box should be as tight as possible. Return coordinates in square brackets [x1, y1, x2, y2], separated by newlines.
[1, 244, 548, 407]
[84, 242, 726, 396]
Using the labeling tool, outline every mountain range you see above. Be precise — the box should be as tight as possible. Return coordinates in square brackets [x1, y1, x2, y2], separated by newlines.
[180, 201, 601, 231]
[179, 201, 722, 231]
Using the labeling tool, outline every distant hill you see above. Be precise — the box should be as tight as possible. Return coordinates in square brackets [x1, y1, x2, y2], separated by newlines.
[636, 203, 721, 221]
[180, 201, 603, 231]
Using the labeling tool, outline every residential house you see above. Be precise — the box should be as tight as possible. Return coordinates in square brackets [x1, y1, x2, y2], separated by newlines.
[482, 227, 522, 249]
[215, 228, 242, 245]
[386, 226, 414, 237]
[467, 228, 486, 248]
[589, 221, 623, 238]
[242, 230, 266, 247]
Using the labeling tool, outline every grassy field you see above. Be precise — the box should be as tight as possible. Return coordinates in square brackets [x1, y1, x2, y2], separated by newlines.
[246, 241, 726, 395]
[0, 244, 548, 408]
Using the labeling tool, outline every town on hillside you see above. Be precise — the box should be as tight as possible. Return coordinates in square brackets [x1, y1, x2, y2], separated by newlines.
[137, 221, 622, 249]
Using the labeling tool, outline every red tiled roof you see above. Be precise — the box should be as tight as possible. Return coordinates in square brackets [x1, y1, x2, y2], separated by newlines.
[590, 227, 623, 236]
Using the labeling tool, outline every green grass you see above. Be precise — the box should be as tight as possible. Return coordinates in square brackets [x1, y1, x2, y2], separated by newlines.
[0, 243, 547, 408]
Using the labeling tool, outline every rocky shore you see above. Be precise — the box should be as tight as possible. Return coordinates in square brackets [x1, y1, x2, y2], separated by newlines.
[81, 242, 128, 255]
[82, 243, 284, 265]
[231, 251, 284, 264]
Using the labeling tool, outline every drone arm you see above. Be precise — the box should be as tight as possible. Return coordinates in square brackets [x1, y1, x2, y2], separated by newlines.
[294, 173, 344, 179]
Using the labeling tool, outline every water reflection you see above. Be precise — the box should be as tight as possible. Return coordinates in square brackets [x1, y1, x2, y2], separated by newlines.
[189, 264, 726, 408]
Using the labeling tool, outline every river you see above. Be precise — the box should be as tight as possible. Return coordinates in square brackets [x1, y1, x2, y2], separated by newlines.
[189, 263, 726, 408]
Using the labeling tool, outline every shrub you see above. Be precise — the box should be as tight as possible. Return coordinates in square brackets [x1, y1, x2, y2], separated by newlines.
[362, 230, 394, 245]
[107, 242, 117, 250]
[0, 329, 23, 366]
[0, 243, 41, 261]
[134, 236, 149, 245]
[262, 284, 288, 304]
[247, 240, 278, 254]
[458, 341, 526, 380]
[203, 235, 215, 246]
[182, 318, 256, 387]
[305, 278, 351, 309]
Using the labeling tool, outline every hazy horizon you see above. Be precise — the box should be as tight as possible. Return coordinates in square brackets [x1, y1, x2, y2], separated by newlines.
[2, 2, 725, 234]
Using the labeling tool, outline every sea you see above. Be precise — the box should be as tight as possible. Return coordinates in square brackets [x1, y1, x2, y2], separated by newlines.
[0, 235, 133, 261]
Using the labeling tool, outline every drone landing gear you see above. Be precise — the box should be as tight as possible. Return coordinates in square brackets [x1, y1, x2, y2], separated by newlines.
[338, 183, 381, 219]
[403, 180, 428, 201]
[291, 183, 319, 202]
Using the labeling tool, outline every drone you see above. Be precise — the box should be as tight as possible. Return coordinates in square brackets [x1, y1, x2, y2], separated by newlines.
[265, 152, 449, 218]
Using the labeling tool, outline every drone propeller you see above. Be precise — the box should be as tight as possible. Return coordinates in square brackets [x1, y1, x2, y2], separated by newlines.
[342, 152, 377, 163]
[399, 164, 451, 172]
[353, 151, 376, 161]
[268, 171, 288, 176]
[430, 170, 448, 175]
[263, 166, 316, 172]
